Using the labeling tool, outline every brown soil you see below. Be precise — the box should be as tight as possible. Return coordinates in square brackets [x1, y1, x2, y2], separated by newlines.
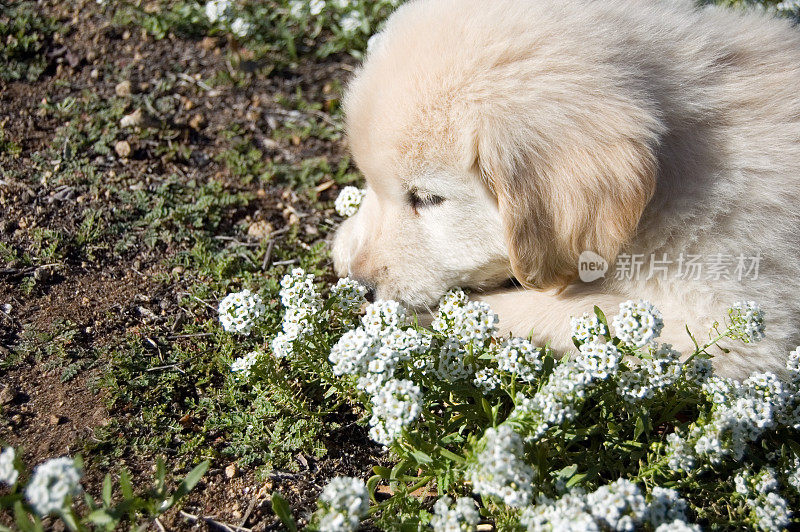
[0, 1, 379, 529]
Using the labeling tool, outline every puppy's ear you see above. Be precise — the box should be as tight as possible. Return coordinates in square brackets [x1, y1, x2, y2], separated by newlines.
[469, 113, 659, 290]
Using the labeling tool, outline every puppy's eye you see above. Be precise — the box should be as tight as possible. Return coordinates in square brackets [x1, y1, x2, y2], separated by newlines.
[408, 189, 445, 211]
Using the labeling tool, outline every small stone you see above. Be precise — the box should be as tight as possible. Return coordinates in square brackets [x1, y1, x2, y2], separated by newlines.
[225, 463, 238, 479]
[189, 113, 205, 130]
[89, 68, 99, 79]
[0, 386, 16, 405]
[49, 415, 64, 425]
[171, 266, 185, 276]
[115, 140, 131, 158]
[247, 220, 273, 239]
[120, 108, 143, 128]
[200, 37, 217, 51]
[115, 80, 132, 97]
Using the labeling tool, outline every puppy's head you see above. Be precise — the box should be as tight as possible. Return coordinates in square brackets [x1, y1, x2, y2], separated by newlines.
[333, 0, 662, 309]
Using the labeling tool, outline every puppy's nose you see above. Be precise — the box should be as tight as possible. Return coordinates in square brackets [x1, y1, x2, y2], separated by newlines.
[364, 286, 376, 303]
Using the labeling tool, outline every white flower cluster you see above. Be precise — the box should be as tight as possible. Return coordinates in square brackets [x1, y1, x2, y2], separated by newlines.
[729, 301, 766, 343]
[575, 341, 621, 380]
[665, 365, 800, 471]
[777, 0, 800, 13]
[432, 289, 498, 346]
[522, 481, 692, 532]
[331, 277, 368, 315]
[585, 478, 647, 531]
[25, 457, 82, 516]
[512, 362, 594, 440]
[368, 379, 423, 446]
[521, 490, 599, 532]
[218, 289, 265, 335]
[646, 487, 689, 528]
[317, 476, 369, 532]
[329, 299, 428, 395]
[786, 456, 800, 494]
[570, 312, 607, 344]
[495, 337, 543, 382]
[735, 468, 791, 531]
[470, 424, 534, 508]
[0, 447, 18, 486]
[612, 299, 664, 348]
[230, 351, 259, 378]
[272, 269, 323, 358]
[334, 186, 366, 217]
[436, 339, 473, 382]
[431, 496, 480, 532]
[474, 367, 502, 393]
[204, 0, 251, 37]
[617, 344, 682, 402]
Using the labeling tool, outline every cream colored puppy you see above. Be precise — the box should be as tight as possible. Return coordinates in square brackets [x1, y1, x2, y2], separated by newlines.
[332, 0, 800, 378]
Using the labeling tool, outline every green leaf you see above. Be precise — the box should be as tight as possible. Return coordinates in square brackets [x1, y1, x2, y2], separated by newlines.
[87, 509, 116, 527]
[14, 502, 37, 532]
[438, 447, 465, 464]
[102, 474, 112, 506]
[271, 492, 297, 532]
[410, 449, 433, 464]
[119, 468, 134, 501]
[168, 459, 210, 505]
[366, 475, 381, 503]
[155, 457, 166, 494]
[373, 466, 392, 479]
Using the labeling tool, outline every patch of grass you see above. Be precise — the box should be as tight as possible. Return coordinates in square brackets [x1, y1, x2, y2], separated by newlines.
[0, 1, 59, 82]
[9, 319, 98, 383]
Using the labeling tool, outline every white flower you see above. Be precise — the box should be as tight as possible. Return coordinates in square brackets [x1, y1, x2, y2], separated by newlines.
[752, 492, 790, 531]
[331, 277, 368, 314]
[231, 351, 259, 378]
[495, 337, 542, 381]
[335, 186, 366, 217]
[665, 432, 696, 472]
[309, 0, 326, 16]
[585, 479, 647, 531]
[654, 521, 701, 532]
[474, 367, 502, 392]
[318, 476, 369, 532]
[205, 0, 231, 23]
[329, 327, 380, 376]
[777, 0, 800, 12]
[230, 17, 252, 37]
[431, 496, 480, 532]
[361, 300, 406, 336]
[470, 424, 534, 508]
[289, 0, 304, 18]
[729, 301, 766, 343]
[433, 289, 497, 346]
[218, 289, 265, 335]
[332, 0, 353, 8]
[25, 457, 82, 516]
[0, 447, 18, 486]
[571, 312, 607, 343]
[368, 379, 422, 446]
[612, 300, 663, 347]
[339, 11, 362, 34]
[576, 341, 621, 380]
[280, 268, 322, 311]
[646, 487, 688, 527]
[436, 340, 473, 382]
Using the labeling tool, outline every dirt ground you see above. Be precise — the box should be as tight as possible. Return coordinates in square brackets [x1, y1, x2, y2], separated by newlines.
[0, 1, 383, 529]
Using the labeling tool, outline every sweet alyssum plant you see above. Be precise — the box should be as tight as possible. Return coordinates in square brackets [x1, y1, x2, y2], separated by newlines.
[219, 268, 800, 531]
[0, 448, 208, 532]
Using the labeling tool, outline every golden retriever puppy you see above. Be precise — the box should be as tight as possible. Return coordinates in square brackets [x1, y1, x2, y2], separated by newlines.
[332, 0, 800, 378]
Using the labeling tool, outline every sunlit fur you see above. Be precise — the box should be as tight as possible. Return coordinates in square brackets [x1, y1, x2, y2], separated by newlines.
[332, 0, 800, 378]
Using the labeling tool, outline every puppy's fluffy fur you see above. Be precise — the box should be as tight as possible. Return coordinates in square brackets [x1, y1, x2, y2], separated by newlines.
[332, 0, 800, 378]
